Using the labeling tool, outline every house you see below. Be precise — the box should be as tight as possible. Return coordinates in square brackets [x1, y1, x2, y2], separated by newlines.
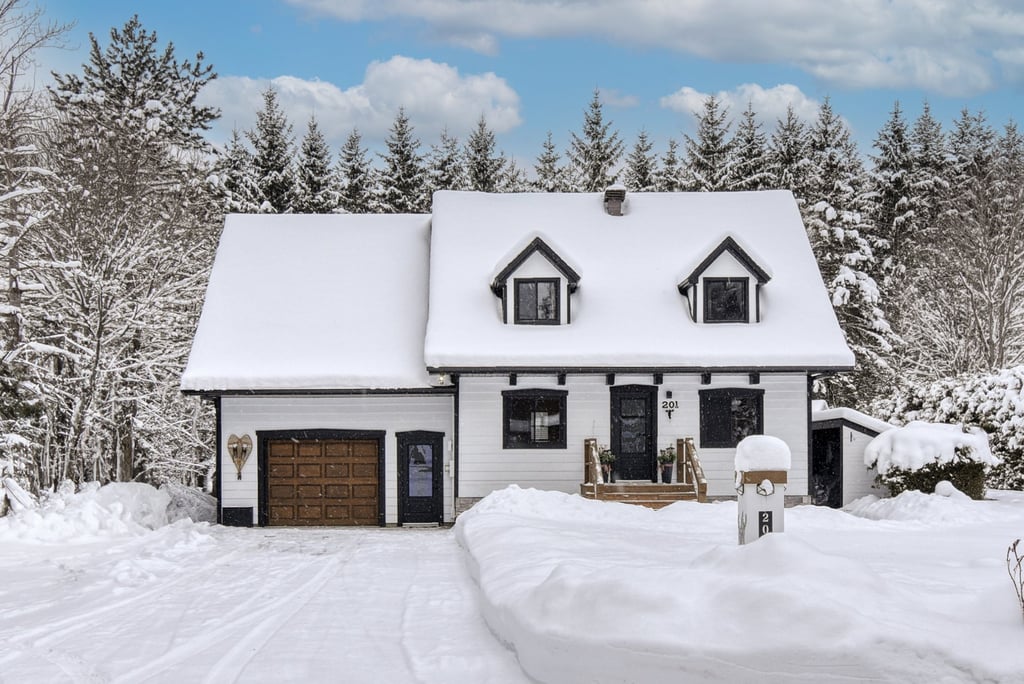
[181, 189, 855, 526]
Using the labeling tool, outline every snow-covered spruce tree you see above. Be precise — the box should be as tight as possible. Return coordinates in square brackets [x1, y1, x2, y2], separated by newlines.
[569, 90, 624, 192]
[337, 128, 376, 214]
[729, 102, 772, 191]
[624, 130, 658, 192]
[378, 108, 428, 213]
[0, 0, 70, 493]
[500, 156, 530, 192]
[656, 138, 683, 192]
[294, 116, 337, 214]
[767, 104, 810, 195]
[43, 15, 218, 487]
[683, 94, 734, 191]
[211, 128, 261, 213]
[533, 131, 570, 192]
[465, 115, 505, 193]
[868, 103, 915, 298]
[907, 102, 949, 249]
[427, 128, 465, 193]
[246, 86, 296, 213]
[802, 98, 893, 408]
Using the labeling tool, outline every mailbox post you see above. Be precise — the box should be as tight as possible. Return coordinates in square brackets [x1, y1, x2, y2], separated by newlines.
[735, 435, 791, 545]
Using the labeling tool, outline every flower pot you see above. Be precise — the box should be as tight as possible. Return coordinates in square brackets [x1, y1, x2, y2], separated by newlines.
[660, 464, 673, 484]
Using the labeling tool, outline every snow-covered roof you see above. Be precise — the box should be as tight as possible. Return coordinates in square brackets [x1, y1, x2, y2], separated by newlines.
[425, 190, 854, 370]
[181, 213, 435, 391]
[812, 407, 893, 435]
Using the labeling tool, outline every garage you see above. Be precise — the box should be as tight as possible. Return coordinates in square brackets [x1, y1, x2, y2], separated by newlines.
[259, 430, 385, 526]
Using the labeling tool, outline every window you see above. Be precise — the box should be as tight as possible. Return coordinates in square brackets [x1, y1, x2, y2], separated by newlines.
[704, 277, 748, 323]
[699, 387, 764, 448]
[502, 389, 567, 448]
[515, 278, 559, 324]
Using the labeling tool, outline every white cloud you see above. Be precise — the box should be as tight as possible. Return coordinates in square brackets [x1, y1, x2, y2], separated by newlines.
[599, 88, 639, 108]
[201, 55, 521, 148]
[286, 0, 1024, 95]
[660, 83, 820, 127]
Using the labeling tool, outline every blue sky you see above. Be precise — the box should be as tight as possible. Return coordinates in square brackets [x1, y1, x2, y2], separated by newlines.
[38, 1, 1024, 166]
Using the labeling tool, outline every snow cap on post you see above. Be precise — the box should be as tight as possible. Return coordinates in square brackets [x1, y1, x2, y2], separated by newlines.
[735, 435, 792, 472]
[603, 183, 626, 216]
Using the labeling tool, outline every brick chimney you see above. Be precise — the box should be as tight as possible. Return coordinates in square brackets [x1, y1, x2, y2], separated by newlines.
[603, 183, 626, 216]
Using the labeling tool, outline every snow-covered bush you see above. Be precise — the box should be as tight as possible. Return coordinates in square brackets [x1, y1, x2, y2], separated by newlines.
[865, 422, 997, 499]
[872, 366, 1024, 489]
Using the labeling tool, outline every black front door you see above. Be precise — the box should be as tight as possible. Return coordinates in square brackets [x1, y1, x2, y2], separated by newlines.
[610, 385, 657, 481]
[397, 431, 444, 524]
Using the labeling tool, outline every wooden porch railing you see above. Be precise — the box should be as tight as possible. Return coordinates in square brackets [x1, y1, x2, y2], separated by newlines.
[678, 437, 708, 502]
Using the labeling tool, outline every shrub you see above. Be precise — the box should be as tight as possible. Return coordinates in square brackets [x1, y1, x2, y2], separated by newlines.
[876, 459, 988, 500]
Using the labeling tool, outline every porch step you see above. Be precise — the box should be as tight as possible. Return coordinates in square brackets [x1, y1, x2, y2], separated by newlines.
[579, 482, 701, 509]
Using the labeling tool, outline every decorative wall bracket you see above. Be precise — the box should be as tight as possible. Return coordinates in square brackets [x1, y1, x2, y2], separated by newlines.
[227, 434, 252, 480]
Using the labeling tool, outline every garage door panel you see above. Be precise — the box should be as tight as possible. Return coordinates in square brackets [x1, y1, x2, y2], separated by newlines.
[267, 437, 379, 526]
[325, 463, 349, 478]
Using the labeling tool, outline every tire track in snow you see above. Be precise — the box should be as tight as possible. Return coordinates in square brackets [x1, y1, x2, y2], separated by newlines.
[7, 548, 246, 649]
[110, 539, 358, 684]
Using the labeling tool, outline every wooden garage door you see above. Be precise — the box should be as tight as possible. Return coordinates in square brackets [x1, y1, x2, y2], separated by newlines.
[267, 438, 379, 526]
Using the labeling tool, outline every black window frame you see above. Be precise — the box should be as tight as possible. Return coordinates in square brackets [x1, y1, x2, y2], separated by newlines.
[703, 277, 749, 323]
[502, 388, 568, 449]
[699, 387, 764, 448]
[514, 277, 560, 325]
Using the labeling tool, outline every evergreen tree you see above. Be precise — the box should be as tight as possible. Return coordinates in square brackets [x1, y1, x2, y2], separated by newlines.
[624, 130, 658, 192]
[247, 86, 296, 213]
[729, 102, 772, 190]
[802, 98, 892, 407]
[869, 101, 915, 281]
[294, 116, 337, 214]
[656, 138, 683, 191]
[533, 131, 569, 192]
[378, 108, 428, 213]
[212, 129, 261, 213]
[427, 128, 465, 193]
[767, 104, 810, 195]
[465, 115, 505, 192]
[683, 94, 734, 191]
[569, 90, 624, 192]
[947, 109, 996, 194]
[337, 129, 375, 214]
[907, 102, 949, 246]
[500, 156, 530, 192]
[44, 15, 218, 486]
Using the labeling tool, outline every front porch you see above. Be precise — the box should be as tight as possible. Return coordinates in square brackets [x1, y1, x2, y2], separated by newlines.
[579, 437, 708, 508]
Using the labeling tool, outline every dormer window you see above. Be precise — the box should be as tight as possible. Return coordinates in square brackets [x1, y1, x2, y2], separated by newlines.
[492, 235, 580, 326]
[704, 277, 749, 323]
[678, 236, 771, 324]
[515, 278, 559, 324]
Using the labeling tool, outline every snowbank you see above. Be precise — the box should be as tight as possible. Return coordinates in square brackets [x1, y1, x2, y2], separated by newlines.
[0, 482, 173, 542]
[734, 434, 791, 471]
[457, 486, 1024, 684]
[161, 483, 217, 523]
[865, 421, 997, 472]
[844, 487, 998, 524]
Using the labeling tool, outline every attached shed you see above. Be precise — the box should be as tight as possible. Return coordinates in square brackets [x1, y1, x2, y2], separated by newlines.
[810, 403, 892, 507]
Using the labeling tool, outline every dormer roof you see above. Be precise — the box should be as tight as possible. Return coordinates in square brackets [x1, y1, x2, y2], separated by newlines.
[678, 235, 772, 294]
[490, 235, 581, 296]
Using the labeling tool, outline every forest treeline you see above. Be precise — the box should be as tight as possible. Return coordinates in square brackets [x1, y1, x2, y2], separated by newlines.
[1, 6, 1023, 496]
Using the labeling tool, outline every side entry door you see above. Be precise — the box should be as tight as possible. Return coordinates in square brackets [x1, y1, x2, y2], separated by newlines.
[397, 431, 444, 524]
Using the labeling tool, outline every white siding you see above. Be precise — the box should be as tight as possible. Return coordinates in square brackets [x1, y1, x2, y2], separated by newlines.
[457, 372, 809, 498]
[842, 426, 884, 504]
[220, 394, 455, 525]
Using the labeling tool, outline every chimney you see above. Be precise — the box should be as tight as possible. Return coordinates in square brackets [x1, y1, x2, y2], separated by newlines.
[603, 183, 626, 216]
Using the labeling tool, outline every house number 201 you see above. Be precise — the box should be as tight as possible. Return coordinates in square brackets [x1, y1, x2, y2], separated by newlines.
[661, 399, 679, 419]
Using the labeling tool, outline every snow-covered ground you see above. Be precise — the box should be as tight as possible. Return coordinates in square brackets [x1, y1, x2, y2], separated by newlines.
[1, 483, 1023, 683]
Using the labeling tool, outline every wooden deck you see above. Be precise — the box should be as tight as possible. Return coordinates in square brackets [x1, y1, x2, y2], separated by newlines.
[579, 481, 701, 509]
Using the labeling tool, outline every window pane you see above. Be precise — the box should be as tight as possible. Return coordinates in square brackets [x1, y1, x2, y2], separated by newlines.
[407, 445, 433, 498]
[731, 396, 760, 443]
[706, 279, 747, 322]
[518, 281, 537, 321]
[700, 389, 762, 448]
[504, 392, 566, 448]
[536, 281, 557, 320]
